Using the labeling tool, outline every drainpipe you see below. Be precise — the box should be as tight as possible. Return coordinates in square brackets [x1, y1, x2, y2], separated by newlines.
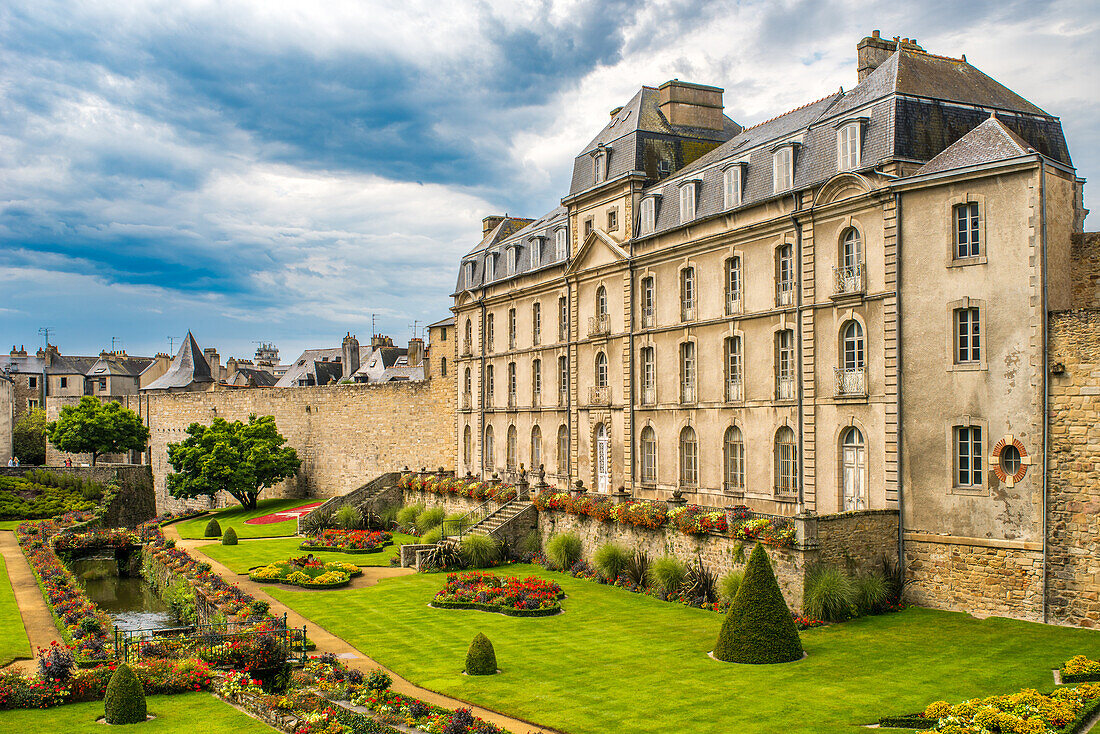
[791, 194, 805, 512]
[895, 191, 905, 571]
[479, 300, 487, 480]
[566, 276, 573, 488]
[1039, 155, 1049, 623]
[628, 248, 637, 492]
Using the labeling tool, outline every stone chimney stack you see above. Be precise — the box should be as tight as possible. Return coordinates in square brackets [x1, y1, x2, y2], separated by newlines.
[658, 80, 725, 131]
[203, 348, 221, 381]
[226, 357, 239, 376]
[857, 31, 924, 82]
[370, 334, 393, 349]
[482, 215, 506, 237]
[342, 333, 360, 378]
[407, 337, 424, 368]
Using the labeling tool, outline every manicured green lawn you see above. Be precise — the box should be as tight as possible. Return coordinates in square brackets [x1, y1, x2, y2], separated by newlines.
[0, 520, 26, 531]
[198, 533, 417, 573]
[0, 555, 31, 666]
[174, 499, 315, 539]
[267, 564, 1100, 734]
[0, 693, 275, 733]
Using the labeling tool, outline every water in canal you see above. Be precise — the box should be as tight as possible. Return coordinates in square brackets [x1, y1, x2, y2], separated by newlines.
[70, 557, 181, 632]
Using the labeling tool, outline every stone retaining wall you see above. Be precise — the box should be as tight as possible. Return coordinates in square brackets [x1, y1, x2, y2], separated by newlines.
[0, 464, 156, 528]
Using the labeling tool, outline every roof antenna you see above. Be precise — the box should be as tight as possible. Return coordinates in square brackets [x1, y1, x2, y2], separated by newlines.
[961, 54, 967, 63]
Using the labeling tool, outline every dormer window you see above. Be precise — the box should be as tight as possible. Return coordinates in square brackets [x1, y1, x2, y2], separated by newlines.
[593, 146, 608, 184]
[463, 261, 474, 285]
[486, 253, 496, 281]
[640, 195, 658, 234]
[530, 237, 542, 269]
[555, 228, 568, 260]
[836, 120, 865, 171]
[723, 164, 745, 209]
[773, 145, 794, 192]
[507, 245, 518, 274]
[679, 181, 698, 222]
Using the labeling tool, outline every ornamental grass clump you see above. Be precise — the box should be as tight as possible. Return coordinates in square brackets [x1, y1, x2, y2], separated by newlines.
[648, 555, 687, 597]
[221, 526, 238, 546]
[465, 633, 497, 676]
[336, 505, 363, 530]
[417, 507, 446, 534]
[804, 564, 857, 622]
[396, 504, 425, 530]
[545, 532, 582, 571]
[719, 570, 744, 604]
[713, 543, 803, 664]
[104, 663, 146, 724]
[593, 543, 630, 582]
[460, 534, 499, 568]
[204, 518, 221, 538]
[420, 525, 443, 545]
[855, 569, 888, 615]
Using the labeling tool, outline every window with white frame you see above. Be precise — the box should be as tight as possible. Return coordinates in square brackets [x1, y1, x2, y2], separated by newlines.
[532, 358, 542, 397]
[837, 123, 861, 171]
[640, 197, 656, 234]
[640, 426, 657, 483]
[463, 367, 471, 398]
[486, 364, 495, 402]
[558, 355, 568, 398]
[595, 352, 608, 388]
[773, 146, 794, 192]
[464, 319, 472, 350]
[530, 238, 542, 268]
[486, 253, 496, 281]
[955, 203, 981, 259]
[723, 166, 742, 209]
[776, 329, 795, 400]
[679, 426, 698, 487]
[641, 276, 655, 327]
[485, 425, 495, 467]
[557, 424, 569, 474]
[506, 425, 518, 470]
[842, 320, 864, 369]
[508, 308, 516, 349]
[507, 246, 517, 274]
[508, 361, 517, 399]
[555, 229, 568, 260]
[594, 149, 607, 183]
[775, 426, 797, 495]
[464, 261, 474, 286]
[680, 267, 696, 321]
[725, 256, 742, 314]
[777, 244, 794, 305]
[680, 341, 696, 403]
[955, 307, 981, 364]
[679, 182, 696, 222]
[725, 336, 743, 401]
[596, 285, 608, 317]
[532, 302, 541, 344]
[486, 314, 495, 351]
[531, 425, 542, 469]
[558, 296, 568, 341]
[640, 346, 656, 404]
[724, 426, 745, 492]
[955, 425, 983, 488]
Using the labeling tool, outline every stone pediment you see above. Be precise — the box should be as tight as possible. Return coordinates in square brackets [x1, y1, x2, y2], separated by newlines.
[566, 229, 629, 275]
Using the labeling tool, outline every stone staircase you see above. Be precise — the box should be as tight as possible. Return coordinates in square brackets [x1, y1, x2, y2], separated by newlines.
[297, 472, 401, 534]
[465, 499, 533, 539]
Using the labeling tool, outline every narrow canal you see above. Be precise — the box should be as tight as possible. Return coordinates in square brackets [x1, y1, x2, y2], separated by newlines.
[70, 556, 181, 632]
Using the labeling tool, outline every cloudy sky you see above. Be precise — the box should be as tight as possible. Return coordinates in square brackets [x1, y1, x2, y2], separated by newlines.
[1, 0, 1096, 363]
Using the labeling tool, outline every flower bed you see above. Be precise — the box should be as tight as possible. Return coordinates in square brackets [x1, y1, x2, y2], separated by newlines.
[879, 683, 1100, 733]
[533, 489, 795, 546]
[52, 528, 138, 553]
[245, 500, 325, 525]
[1063, 655, 1100, 684]
[299, 529, 392, 554]
[431, 571, 564, 617]
[0, 471, 103, 520]
[249, 556, 363, 589]
[400, 473, 518, 503]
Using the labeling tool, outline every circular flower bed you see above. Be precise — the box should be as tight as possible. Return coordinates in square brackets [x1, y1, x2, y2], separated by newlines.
[248, 556, 362, 589]
[430, 571, 564, 617]
[299, 529, 393, 554]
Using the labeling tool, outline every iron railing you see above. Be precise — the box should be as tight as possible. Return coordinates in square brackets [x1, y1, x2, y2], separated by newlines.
[114, 614, 308, 666]
[641, 308, 655, 328]
[834, 367, 867, 396]
[776, 376, 795, 401]
[641, 386, 656, 405]
[833, 263, 865, 295]
[589, 385, 611, 406]
[776, 283, 794, 306]
[588, 315, 609, 336]
[726, 294, 743, 315]
[726, 379, 743, 402]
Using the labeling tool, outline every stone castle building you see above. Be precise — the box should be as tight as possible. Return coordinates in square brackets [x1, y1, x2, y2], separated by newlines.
[452, 33, 1095, 623]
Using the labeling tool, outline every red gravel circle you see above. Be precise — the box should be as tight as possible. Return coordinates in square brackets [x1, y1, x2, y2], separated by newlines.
[245, 501, 325, 525]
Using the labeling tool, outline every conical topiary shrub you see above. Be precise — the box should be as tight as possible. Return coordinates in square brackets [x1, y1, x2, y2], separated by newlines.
[713, 543, 803, 664]
[222, 527, 238, 545]
[465, 632, 497, 675]
[204, 519, 222, 538]
[104, 663, 147, 724]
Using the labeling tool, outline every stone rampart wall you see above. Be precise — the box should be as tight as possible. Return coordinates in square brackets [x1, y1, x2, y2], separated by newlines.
[0, 464, 156, 528]
[817, 510, 899, 570]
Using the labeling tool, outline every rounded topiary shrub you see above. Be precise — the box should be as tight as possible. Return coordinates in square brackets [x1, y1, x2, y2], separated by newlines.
[713, 543, 803, 664]
[104, 663, 147, 724]
[465, 632, 497, 676]
[204, 519, 222, 538]
[222, 527, 238, 545]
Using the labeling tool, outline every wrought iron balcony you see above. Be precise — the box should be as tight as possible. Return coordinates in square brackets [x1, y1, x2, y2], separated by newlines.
[775, 376, 795, 401]
[774, 484, 799, 500]
[641, 307, 655, 328]
[834, 367, 867, 397]
[589, 385, 611, 406]
[588, 314, 610, 337]
[833, 263, 865, 296]
[726, 379, 743, 402]
[726, 294, 743, 316]
[776, 283, 795, 307]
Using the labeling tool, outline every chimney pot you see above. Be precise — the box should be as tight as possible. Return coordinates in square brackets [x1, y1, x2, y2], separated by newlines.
[657, 80, 725, 131]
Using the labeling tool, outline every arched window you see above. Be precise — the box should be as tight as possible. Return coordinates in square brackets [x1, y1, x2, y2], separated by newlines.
[640, 426, 657, 483]
[484, 425, 495, 468]
[506, 425, 518, 470]
[595, 285, 608, 317]
[841, 228, 862, 270]
[680, 341, 696, 403]
[775, 426, 797, 496]
[595, 352, 608, 388]
[441, 357, 447, 377]
[680, 267, 696, 321]
[464, 319, 473, 352]
[679, 426, 698, 487]
[531, 425, 542, 469]
[463, 425, 472, 466]
[724, 426, 744, 492]
[841, 320, 864, 369]
[557, 424, 569, 474]
[840, 427, 867, 511]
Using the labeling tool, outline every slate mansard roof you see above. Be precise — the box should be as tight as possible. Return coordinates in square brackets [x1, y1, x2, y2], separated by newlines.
[454, 207, 570, 294]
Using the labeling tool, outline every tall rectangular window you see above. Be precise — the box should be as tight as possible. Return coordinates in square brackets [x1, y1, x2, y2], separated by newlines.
[486, 365, 495, 402]
[508, 308, 516, 350]
[955, 203, 980, 259]
[725, 256, 742, 314]
[723, 166, 742, 209]
[725, 336, 743, 401]
[837, 123, 860, 170]
[555, 229, 567, 260]
[463, 261, 474, 285]
[640, 197, 656, 234]
[776, 244, 794, 305]
[680, 341, 696, 403]
[486, 314, 495, 352]
[558, 355, 569, 402]
[641, 276, 655, 327]
[532, 302, 541, 345]
[594, 151, 606, 183]
[773, 147, 793, 192]
[640, 346, 655, 405]
[558, 296, 568, 342]
[507, 247, 517, 274]
[531, 239, 541, 268]
[776, 329, 794, 400]
[679, 183, 696, 222]
[508, 361, 517, 400]
[680, 267, 696, 321]
[956, 307, 981, 363]
[486, 253, 496, 281]
[640, 427, 657, 483]
[532, 359, 542, 396]
[955, 425, 983, 488]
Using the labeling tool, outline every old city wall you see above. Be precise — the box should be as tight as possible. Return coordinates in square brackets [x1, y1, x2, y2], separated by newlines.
[1046, 309, 1100, 627]
[0, 464, 156, 528]
[1071, 233, 1100, 309]
[0, 377, 12, 463]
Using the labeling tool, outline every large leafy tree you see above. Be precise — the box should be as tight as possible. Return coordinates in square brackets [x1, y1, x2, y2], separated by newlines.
[13, 408, 47, 465]
[166, 415, 301, 510]
[46, 397, 150, 466]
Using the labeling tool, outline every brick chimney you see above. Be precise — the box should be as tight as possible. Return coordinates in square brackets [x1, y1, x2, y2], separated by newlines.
[371, 334, 393, 349]
[482, 215, 506, 237]
[341, 333, 360, 378]
[857, 30, 924, 82]
[658, 80, 725, 131]
[407, 337, 424, 368]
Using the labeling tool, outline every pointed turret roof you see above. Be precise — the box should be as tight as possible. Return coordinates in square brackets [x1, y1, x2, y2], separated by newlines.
[142, 332, 214, 391]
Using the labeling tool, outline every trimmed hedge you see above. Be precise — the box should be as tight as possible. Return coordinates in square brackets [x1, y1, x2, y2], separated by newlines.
[221, 527, 238, 545]
[204, 519, 222, 538]
[713, 543, 803, 664]
[877, 714, 935, 729]
[430, 599, 562, 618]
[104, 664, 146, 724]
[465, 633, 497, 676]
[1063, 671, 1100, 684]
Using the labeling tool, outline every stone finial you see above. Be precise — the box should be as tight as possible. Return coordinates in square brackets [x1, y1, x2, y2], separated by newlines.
[666, 487, 687, 508]
[571, 479, 587, 499]
[613, 485, 632, 505]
